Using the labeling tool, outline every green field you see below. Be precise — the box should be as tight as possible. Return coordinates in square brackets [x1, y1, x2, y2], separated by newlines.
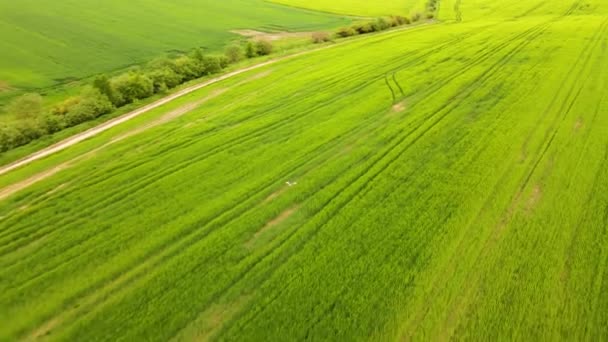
[2, 0, 608, 340]
[269, 0, 426, 16]
[0, 0, 348, 90]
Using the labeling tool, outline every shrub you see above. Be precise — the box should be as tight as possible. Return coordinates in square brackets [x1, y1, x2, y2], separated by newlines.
[189, 48, 206, 63]
[92, 75, 119, 106]
[65, 87, 114, 126]
[219, 55, 230, 69]
[225, 45, 244, 63]
[312, 32, 331, 44]
[245, 41, 258, 58]
[389, 16, 412, 26]
[202, 56, 223, 74]
[374, 17, 391, 31]
[110, 72, 154, 106]
[79, 88, 114, 115]
[173, 56, 202, 81]
[7, 93, 43, 119]
[389, 15, 411, 26]
[146, 67, 183, 93]
[39, 113, 65, 134]
[15, 119, 46, 142]
[353, 22, 375, 34]
[336, 27, 357, 38]
[411, 12, 422, 22]
[427, 12, 436, 19]
[256, 39, 273, 56]
[52, 96, 82, 116]
[0, 124, 22, 152]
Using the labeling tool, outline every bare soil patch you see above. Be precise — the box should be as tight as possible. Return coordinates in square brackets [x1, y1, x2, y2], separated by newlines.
[262, 206, 298, 233]
[0, 80, 12, 92]
[574, 117, 584, 131]
[171, 296, 251, 342]
[231, 29, 312, 41]
[26, 316, 61, 341]
[391, 100, 407, 113]
[263, 186, 287, 204]
[526, 184, 542, 213]
[246, 206, 299, 248]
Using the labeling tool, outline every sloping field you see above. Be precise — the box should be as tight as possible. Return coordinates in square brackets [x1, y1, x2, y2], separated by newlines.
[268, 0, 426, 16]
[1, 0, 608, 340]
[0, 0, 347, 90]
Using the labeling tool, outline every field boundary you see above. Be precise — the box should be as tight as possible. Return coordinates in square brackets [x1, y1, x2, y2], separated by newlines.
[0, 21, 438, 177]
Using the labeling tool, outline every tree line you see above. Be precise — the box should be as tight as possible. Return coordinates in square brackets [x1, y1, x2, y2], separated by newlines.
[332, 10, 435, 40]
[0, 40, 274, 152]
[1, 6, 439, 153]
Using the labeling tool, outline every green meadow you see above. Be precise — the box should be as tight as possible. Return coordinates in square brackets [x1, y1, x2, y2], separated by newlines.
[1, 0, 608, 340]
[0, 0, 348, 90]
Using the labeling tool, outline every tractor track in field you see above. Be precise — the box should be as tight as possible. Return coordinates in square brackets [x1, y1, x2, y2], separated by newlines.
[0, 22, 440, 181]
[2, 26, 473, 262]
[2, 0, 560, 308]
[15, 24, 498, 334]
[5, 6, 588, 337]
[400, 4, 599, 336]
[192, 12, 581, 326]
[0, 23, 445, 210]
[2, 21, 470, 231]
[519, 17, 608, 191]
[197, 15, 572, 331]
[396, 2, 588, 335]
[12, 100, 405, 339]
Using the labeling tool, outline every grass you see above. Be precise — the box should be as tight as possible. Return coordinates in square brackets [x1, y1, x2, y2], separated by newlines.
[0, 0, 349, 91]
[269, 0, 428, 17]
[1, 0, 608, 340]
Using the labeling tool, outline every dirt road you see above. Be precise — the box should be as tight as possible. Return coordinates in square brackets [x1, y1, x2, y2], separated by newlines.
[0, 53, 308, 176]
[0, 22, 435, 178]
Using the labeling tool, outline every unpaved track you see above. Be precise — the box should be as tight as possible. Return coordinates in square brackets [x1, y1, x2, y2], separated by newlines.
[0, 58, 294, 176]
[0, 22, 436, 178]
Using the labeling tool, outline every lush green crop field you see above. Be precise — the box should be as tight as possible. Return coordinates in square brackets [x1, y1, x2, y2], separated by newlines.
[1, 0, 608, 340]
[0, 0, 348, 90]
[268, 0, 426, 16]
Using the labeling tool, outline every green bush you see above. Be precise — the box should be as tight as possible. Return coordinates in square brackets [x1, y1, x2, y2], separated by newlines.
[39, 113, 65, 134]
[256, 40, 273, 56]
[312, 32, 331, 43]
[202, 56, 223, 74]
[0, 39, 278, 153]
[173, 56, 201, 81]
[336, 27, 357, 38]
[219, 55, 230, 69]
[146, 67, 183, 93]
[51, 96, 81, 116]
[245, 41, 258, 58]
[225, 45, 244, 63]
[110, 72, 154, 106]
[373, 17, 391, 31]
[353, 22, 375, 34]
[7, 93, 43, 119]
[0, 124, 22, 152]
[15, 119, 46, 143]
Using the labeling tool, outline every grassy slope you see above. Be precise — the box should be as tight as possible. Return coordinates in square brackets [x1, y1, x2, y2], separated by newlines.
[268, 0, 427, 16]
[1, 0, 608, 340]
[0, 0, 348, 90]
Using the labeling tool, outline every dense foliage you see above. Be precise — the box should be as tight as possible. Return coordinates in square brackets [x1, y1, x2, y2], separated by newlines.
[0, 45, 268, 153]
